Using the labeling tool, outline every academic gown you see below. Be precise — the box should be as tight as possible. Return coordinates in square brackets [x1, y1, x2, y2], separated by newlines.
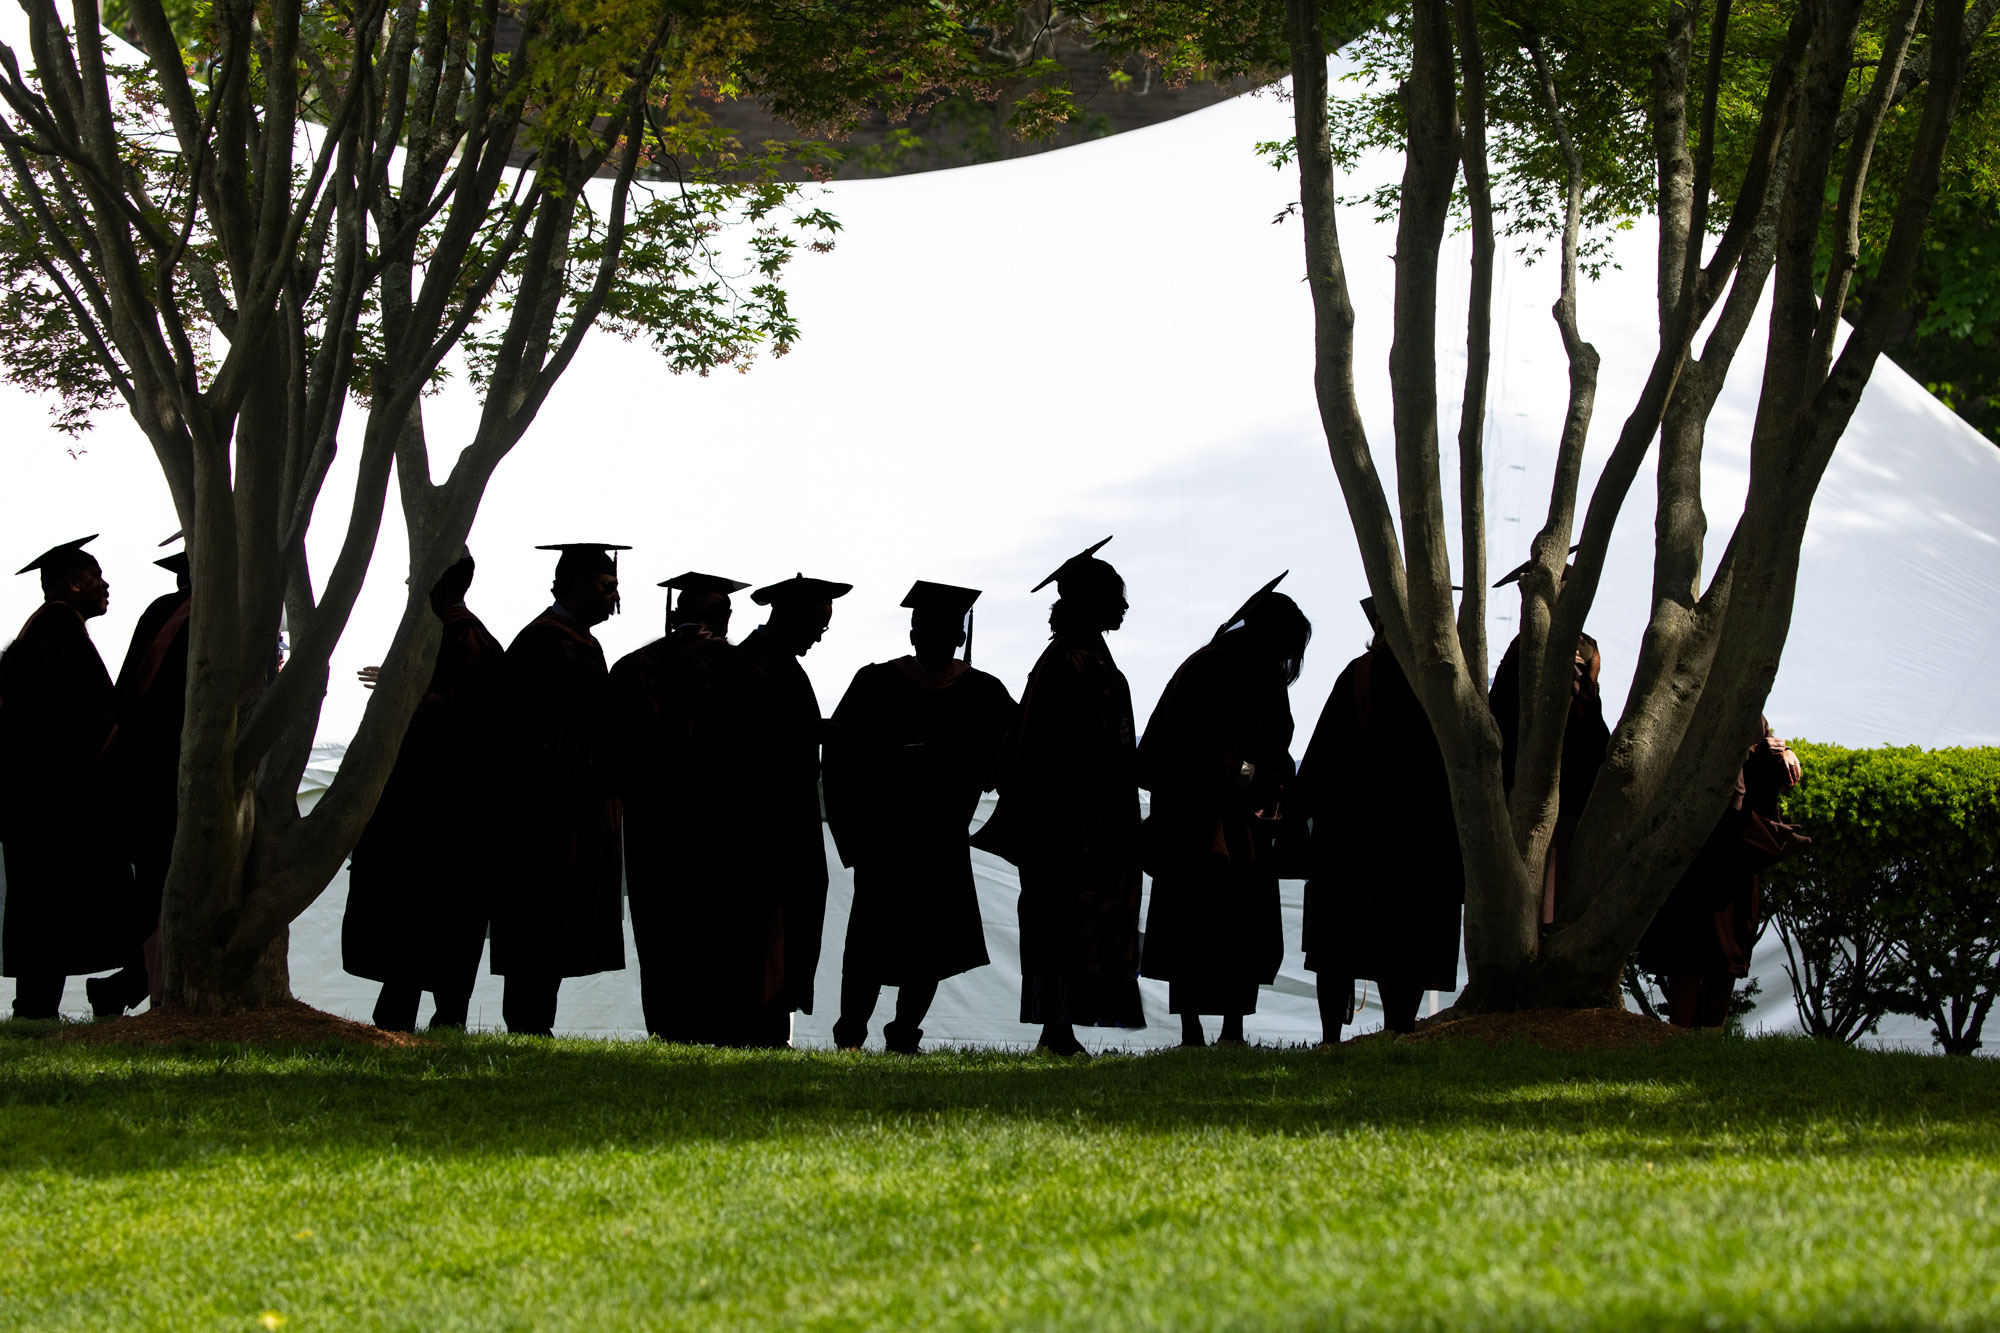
[487, 611, 625, 980]
[824, 657, 1017, 988]
[735, 626, 830, 1014]
[1639, 726, 1804, 979]
[0, 604, 139, 977]
[970, 631, 1146, 1029]
[342, 605, 506, 990]
[101, 589, 191, 931]
[1137, 642, 1294, 1016]
[1487, 635, 1609, 923]
[606, 628, 785, 1043]
[1291, 643, 1463, 992]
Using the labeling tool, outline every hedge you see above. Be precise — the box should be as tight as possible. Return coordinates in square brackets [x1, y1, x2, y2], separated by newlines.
[1765, 743, 2000, 1054]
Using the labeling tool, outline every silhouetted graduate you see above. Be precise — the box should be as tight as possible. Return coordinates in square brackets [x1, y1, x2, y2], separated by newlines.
[1485, 551, 1609, 925]
[824, 581, 1017, 1053]
[95, 533, 195, 1015]
[1138, 575, 1309, 1047]
[488, 543, 629, 1036]
[1290, 597, 1462, 1040]
[1640, 719, 1806, 1028]
[340, 551, 506, 1032]
[605, 570, 785, 1045]
[735, 573, 850, 1038]
[971, 538, 1145, 1055]
[0, 537, 138, 1019]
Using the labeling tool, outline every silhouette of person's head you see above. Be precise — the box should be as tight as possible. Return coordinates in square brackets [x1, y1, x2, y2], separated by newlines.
[153, 530, 189, 594]
[1031, 538, 1126, 638]
[539, 543, 626, 628]
[679, 592, 730, 637]
[1575, 632, 1602, 690]
[1221, 590, 1312, 685]
[155, 551, 190, 594]
[910, 612, 963, 669]
[1049, 557, 1127, 636]
[18, 537, 109, 619]
[902, 581, 980, 671]
[660, 573, 750, 641]
[431, 550, 475, 615]
[752, 574, 852, 657]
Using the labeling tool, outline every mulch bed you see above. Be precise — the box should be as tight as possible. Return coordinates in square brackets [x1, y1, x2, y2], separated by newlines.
[50, 998, 429, 1049]
[1359, 1005, 1693, 1053]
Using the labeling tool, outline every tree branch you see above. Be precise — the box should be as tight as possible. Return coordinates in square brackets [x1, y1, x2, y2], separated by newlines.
[1451, 0, 1492, 688]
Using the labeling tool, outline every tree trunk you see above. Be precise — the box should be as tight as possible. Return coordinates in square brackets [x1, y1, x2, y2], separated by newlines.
[1280, 0, 1992, 1017]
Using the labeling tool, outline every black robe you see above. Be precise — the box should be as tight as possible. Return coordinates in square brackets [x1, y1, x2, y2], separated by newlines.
[1639, 726, 1803, 979]
[342, 605, 506, 989]
[736, 626, 829, 1014]
[1137, 641, 1294, 1015]
[1291, 643, 1463, 991]
[1487, 634, 1609, 923]
[101, 589, 191, 932]
[824, 657, 1017, 987]
[0, 603, 138, 977]
[487, 611, 625, 979]
[971, 631, 1145, 1029]
[607, 629, 785, 1043]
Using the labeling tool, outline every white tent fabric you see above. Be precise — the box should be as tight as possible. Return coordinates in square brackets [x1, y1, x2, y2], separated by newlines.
[3, 69, 1996, 1046]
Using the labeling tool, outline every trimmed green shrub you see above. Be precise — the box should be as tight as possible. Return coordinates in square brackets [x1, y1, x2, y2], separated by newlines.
[1770, 743, 2000, 1054]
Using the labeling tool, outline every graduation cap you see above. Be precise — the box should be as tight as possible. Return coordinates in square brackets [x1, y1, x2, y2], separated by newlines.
[1494, 544, 1581, 588]
[751, 572, 853, 607]
[658, 571, 751, 598]
[1218, 571, 1287, 636]
[155, 529, 187, 577]
[538, 541, 630, 572]
[538, 542, 629, 584]
[1030, 536, 1113, 594]
[903, 580, 982, 664]
[16, 534, 98, 576]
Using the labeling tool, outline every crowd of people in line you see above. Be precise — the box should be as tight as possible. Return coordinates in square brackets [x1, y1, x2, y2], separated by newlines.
[0, 532, 1804, 1049]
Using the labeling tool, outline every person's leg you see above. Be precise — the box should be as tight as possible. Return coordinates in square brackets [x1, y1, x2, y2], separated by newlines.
[502, 973, 560, 1036]
[1696, 973, 1733, 1029]
[10, 974, 64, 1020]
[372, 981, 422, 1032]
[1315, 975, 1354, 1045]
[1217, 1014, 1246, 1045]
[1664, 974, 1702, 1029]
[1379, 981, 1424, 1035]
[1037, 1021, 1087, 1056]
[427, 986, 472, 1031]
[833, 973, 881, 1051]
[1179, 1012, 1208, 1047]
[882, 978, 939, 1054]
[627, 890, 673, 1039]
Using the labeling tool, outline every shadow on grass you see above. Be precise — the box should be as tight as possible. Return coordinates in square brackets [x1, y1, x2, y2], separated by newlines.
[0, 1024, 1994, 1177]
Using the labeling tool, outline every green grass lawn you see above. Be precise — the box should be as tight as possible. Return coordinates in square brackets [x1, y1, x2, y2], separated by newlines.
[0, 1027, 1996, 1331]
